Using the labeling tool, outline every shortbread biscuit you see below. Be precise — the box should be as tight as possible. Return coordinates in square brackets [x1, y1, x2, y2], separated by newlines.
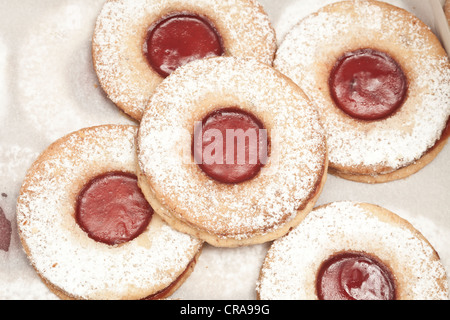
[137, 57, 328, 247]
[257, 202, 449, 300]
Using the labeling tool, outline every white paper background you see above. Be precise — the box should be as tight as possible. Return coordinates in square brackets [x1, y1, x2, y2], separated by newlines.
[0, 0, 448, 300]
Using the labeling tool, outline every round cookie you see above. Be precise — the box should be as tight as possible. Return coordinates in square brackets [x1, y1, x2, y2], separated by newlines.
[274, 0, 450, 184]
[92, 0, 277, 121]
[257, 202, 449, 300]
[16, 125, 203, 300]
[137, 57, 328, 248]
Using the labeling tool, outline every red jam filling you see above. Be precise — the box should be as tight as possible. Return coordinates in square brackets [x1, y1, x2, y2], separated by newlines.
[193, 108, 268, 184]
[0, 207, 12, 252]
[329, 49, 408, 121]
[145, 13, 224, 78]
[76, 172, 153, 246]
[316, 252, 396, 300]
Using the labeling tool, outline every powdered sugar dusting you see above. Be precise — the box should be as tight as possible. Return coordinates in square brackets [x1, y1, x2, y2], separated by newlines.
[446, 0, 450, 25]
[16, 125, 202, 300]
[93, 0, 276, 120]
[275, 0, 450, 173]
[257, 202, 449, 300]
[16, 1, 129, 143]
[0, 36, 7, 123]
[138, 57, 327, 241]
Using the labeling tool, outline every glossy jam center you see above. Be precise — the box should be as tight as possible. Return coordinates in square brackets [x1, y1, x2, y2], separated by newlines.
[145, 13, 224, 78]
[317, 252, 396, 300]
[76, 172, 153, 246]
[329, 49, 408, 121]
[193, 108, 267, 184]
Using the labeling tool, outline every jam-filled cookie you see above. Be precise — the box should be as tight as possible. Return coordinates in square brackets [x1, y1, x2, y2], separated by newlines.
[92, 0, 277, 121]
[16, 125, 203, 300]
[137, 57, 328, 248]
[257, 202, 449, 300]
[275, 0, 450, 183]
